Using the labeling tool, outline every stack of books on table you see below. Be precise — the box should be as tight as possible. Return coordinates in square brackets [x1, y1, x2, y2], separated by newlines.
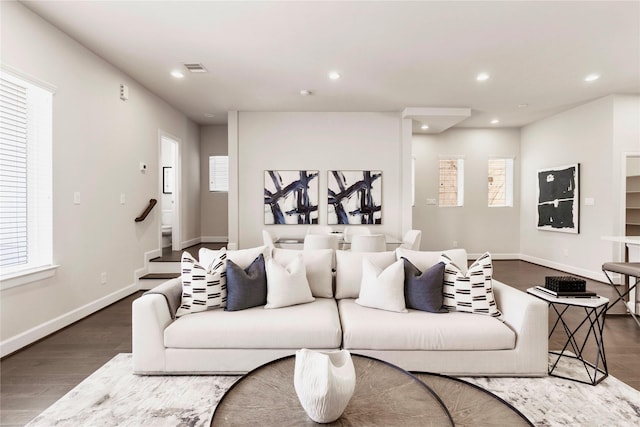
[535, 276, 597, 298]
[534, 286, 598, 298]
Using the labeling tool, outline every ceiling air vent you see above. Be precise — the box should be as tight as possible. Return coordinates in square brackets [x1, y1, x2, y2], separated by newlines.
[183, 63, 208, 73]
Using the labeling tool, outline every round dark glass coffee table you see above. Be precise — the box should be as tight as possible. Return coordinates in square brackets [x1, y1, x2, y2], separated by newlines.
[211, 354, 532, 426]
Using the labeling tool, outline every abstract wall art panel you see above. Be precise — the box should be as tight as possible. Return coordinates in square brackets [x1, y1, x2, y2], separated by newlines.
[327, 170, 382, 225]
[264, 170, 319, 225]
[536, 164, 580, 233]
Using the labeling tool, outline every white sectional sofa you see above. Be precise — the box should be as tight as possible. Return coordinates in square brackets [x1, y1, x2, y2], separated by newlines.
[132, 246, 548, 376]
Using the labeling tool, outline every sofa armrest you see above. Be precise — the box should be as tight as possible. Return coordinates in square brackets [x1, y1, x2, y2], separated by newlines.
[492, 280, 549, 372]
[143, 277, 182, 319]
[132, 290, 175, 374]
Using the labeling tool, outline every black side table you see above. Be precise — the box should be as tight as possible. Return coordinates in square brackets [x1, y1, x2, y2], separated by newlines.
[527, 287, 609, 386]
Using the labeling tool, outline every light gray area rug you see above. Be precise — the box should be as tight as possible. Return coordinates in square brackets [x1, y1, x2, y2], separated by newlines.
[26, 354, 640, 427]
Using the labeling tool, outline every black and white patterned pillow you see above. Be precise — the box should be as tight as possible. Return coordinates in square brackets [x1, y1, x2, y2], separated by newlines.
[440, 252, 501, 318]
[176, 248, 227, 317]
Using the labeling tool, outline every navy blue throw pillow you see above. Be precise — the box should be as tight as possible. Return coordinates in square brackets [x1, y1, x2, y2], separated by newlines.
[402, 258, 448, 313]
[225, 254, 267, 311]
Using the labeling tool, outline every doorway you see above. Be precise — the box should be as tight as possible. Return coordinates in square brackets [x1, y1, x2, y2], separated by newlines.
[159, 132, 181, 252]
[625, 154, 640, 236]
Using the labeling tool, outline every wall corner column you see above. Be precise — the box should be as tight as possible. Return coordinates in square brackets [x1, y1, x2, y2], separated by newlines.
[401, 116, 413, 237]
[228, 111, 239, 250]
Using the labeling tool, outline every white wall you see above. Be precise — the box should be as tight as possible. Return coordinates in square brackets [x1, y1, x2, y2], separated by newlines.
[0, 2, 200, 354]
[200, 125, 229, 241]
[519, 95, 640, 280]
[231, 112, 404, 248]
[412, 128, 521, 256]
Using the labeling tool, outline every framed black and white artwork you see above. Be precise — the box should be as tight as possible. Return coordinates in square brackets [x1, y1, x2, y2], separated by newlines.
[264, 170, 319, 225]
[327, 170, 382, 225]
[536, 164, 580, 233]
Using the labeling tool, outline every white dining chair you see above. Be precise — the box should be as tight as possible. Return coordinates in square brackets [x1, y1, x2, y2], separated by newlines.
[400, 229, 422, 250]
[262, 229, 277, 249]
[306, 225, 333, 235]
[303, 234, 339, 251]
[342, 226, 372, 243]
[350, 234, 386, 252]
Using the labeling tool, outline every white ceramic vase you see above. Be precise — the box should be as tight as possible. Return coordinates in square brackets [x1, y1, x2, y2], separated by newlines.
[294, 348, 356, 423]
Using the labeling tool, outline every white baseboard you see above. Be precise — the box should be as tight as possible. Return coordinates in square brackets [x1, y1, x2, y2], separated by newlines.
[519, 254, 609, 283]
[201, 236, 229, 243]
[181, 236, 201, 249]
[0, 282, 139, 358]
[467, 252, 521, 261]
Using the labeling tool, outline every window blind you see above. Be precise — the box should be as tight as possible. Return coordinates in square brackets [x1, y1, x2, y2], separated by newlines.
[209, 155, 229, 192]
[0, 77, 28, 268]
[0, 70, 52, 274]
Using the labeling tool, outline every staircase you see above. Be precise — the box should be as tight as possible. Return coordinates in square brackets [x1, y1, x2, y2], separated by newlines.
[138, 242, 226, 290]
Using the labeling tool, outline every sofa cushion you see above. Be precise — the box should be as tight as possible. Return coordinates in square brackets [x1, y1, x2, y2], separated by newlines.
[165, 298, 342, 349]
[396, 247, 468, 275]
[265, 255, 315, 309]
[176, 250, 227, 318]
[356, 258, 407, 313]
[441, 252, 502, 318]
[402, 258, 447, 313]
[339, 299, 515, 351]
[271, 248, 333, 298]
[225, 254, 267, 311]
[335, 250, 396, 299]
[199, 246, 269, 270]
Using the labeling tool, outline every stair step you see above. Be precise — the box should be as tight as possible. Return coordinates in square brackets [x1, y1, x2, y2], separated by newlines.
[148, 261, 181, 274]
[140, 273, 180, 280]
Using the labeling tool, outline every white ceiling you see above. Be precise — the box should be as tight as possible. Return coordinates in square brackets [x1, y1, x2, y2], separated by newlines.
[20, 1, 640, 131]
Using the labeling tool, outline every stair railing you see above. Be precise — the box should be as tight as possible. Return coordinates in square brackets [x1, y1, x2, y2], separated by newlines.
[135, 198, 157, 222]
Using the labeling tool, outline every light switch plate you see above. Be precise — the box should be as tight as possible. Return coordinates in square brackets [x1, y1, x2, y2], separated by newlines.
[73, 192, 81, 205]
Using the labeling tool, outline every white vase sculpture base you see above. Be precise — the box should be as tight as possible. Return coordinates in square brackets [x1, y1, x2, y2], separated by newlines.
[294, 348, 356, 423]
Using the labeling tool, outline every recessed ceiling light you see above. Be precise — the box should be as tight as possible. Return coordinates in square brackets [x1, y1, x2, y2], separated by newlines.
[300, 89, 313, 96]
[328, 71, 341, 80]
[476, 72, 490, 81]
[421, 124, 429, 130]
[490, 119, 500, 125]
[584, 73, 600, 82]
[170, 70, 184, 79]
[203, 113, 215, 118]
[518, 103, 529, 108]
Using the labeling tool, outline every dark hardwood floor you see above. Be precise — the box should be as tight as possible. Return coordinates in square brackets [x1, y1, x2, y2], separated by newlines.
[1, 260, 639, 426]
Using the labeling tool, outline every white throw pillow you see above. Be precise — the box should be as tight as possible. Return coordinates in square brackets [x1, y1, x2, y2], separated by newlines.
[335, 250, 397, 299]
[440, 252, 502, 318]
[199, 245, 269, 270]
[356, 258, 407, 313]
[396, 247, 469, 275]
[176, 249, 227, 317]
[265, 254, 315, 309]
[271, 248, 333, 298]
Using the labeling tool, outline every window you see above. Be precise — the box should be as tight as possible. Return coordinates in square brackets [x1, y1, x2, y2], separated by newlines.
[0, 69, 54, 286]
[488, 158, 514, 207]
[209, 155, 228, 192]
[438, 158, 464, 207]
